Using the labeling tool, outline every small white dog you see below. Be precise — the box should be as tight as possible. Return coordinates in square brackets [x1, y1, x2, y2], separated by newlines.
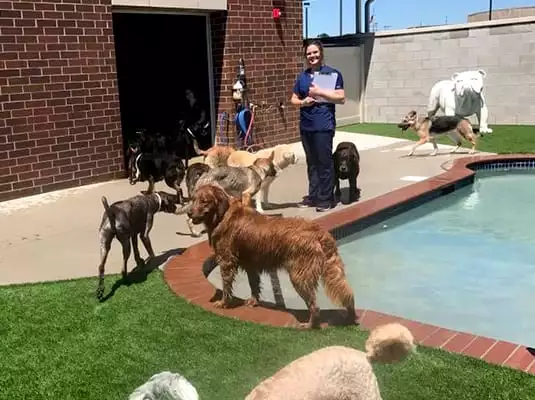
[245, 323, 416, 400]
[128, 371, 199, 400]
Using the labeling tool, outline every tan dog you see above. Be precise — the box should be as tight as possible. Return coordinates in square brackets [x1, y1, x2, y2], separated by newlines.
[186, 184, 357, 329]
[245, 323, 415, 400]
[177, 152, 277, 237]
[226, 144, 299, 212]
[397, 110, 478, 157]
[196, 144, 236, 168]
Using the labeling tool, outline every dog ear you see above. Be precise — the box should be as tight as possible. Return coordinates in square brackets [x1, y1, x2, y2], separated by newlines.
[477, 69, 487, 78]
[212, 186, 230, 221]
[267, 150, 275, 162]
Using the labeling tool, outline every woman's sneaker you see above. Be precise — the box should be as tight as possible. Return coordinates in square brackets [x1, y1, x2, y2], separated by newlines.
[315, 202, 336, 212]
[297, 197, 316, 208]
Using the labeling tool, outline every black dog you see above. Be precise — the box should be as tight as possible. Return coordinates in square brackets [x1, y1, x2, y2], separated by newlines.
[333, 141, 360, 203]
[168, 121, 208, 168]
[97, 191, 179, 299]
[128, 122, 206, 169]
[185, 162, 210, 200]
[127, 147, 186, 203]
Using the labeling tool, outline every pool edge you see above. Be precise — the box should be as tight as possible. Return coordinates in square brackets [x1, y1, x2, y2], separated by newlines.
[164, 154, 535, 375]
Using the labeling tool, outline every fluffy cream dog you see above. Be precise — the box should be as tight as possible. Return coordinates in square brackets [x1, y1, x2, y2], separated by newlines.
[427, 69, 492, 134]
[226, 144, 299, 212]
[245, 323, 415, 400]
[128, 371, 199, 400]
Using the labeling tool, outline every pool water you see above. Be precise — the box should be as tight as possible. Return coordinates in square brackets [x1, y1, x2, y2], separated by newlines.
[338, 170, 535, 347]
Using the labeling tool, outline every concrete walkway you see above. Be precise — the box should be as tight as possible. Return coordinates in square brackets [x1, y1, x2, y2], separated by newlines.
[0, 131, 492, 286]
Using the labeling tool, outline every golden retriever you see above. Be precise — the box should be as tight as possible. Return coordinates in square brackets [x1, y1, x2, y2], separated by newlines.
[187, 184, 357, 328]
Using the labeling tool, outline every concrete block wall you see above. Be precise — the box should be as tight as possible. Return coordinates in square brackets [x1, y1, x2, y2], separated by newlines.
[324, 46, 362, 126]
[362, 18, 535, 125]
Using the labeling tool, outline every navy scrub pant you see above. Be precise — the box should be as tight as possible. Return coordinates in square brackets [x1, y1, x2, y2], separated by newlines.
[300, 130, 335, 207]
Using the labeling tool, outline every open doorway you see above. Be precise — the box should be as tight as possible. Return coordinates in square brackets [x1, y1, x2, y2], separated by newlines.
[112, 10, 214, 167]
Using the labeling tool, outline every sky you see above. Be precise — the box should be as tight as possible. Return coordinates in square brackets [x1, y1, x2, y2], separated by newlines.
[303, 0, 535, 37]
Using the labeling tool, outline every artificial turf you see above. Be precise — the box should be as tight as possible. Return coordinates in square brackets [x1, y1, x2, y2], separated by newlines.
[1, 272, 534, 399]
[339, 123, 535, 154]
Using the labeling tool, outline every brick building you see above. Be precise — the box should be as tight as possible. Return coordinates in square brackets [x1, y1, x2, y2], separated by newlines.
[0, 0, 303, 202]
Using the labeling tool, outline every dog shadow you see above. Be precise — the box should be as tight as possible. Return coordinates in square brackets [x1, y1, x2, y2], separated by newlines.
[336, 187, 361, 205]
[262, 201, 300, 211]
[203, 258, 358, 328]
[400, 150, 472, 159]
[207, 289, 358, 327]
[98, 248, 185, 302]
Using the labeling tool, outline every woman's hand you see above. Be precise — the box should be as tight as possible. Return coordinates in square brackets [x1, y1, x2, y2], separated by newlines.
[308, 83, 324, 98]
[301, 96, 316, 107]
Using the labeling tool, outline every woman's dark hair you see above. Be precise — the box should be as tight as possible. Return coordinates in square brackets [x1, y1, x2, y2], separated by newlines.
[303, 39, 324, 61]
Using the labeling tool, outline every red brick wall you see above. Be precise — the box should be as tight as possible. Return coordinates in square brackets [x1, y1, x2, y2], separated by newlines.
[0, 0, 123, 202]
[210, 0, 303, 148]
[0, 0, 304, 202]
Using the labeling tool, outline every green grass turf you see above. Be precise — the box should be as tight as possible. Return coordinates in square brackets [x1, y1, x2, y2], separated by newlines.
[1, 272, 535, 399]
[339, 123, 535, 154]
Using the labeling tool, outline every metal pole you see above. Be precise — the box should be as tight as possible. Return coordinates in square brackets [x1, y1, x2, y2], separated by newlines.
[355, 0, 362, 34]
[339, 0, 343, 35]
[305, 6, 309, 38]
[489, 0, 493, 20]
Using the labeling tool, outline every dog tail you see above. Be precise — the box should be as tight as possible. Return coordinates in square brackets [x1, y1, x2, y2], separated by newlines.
[191, 137, 203, 156]
[101, 196, 117, 233]
[365, 323, 416, 364]
[320, 240, 356, 311]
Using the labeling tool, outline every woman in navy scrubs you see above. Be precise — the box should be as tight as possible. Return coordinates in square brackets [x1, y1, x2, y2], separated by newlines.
[291, 40, 346, 212]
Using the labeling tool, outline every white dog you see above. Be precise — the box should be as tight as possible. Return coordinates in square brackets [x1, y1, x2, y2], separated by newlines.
[128, 371, 199, 400]
[245, 323, 416, 400]
[427, 69, 493, 134]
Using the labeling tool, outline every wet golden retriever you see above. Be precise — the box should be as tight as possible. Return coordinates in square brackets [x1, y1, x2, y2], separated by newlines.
[187, 184, 357, 328]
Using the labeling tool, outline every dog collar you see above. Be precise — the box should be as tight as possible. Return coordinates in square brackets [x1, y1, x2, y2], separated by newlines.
[154, 192, 162, 211]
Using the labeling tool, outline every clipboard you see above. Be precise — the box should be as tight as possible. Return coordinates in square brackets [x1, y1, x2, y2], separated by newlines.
[311, 72, 338, 103]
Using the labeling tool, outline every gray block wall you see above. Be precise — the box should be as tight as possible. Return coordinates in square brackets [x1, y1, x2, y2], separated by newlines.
[362, 21, 535, 125]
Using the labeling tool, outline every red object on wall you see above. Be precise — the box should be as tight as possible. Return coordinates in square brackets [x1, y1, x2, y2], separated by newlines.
[272, 8, 282, 19]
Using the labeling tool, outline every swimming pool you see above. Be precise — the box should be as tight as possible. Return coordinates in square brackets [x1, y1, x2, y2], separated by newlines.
[338, 169, 535, 347]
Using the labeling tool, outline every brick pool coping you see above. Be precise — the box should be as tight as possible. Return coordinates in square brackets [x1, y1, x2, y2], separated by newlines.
[163, 154, 535, 375]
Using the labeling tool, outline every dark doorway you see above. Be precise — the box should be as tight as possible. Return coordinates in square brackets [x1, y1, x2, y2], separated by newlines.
[112, 11, 213, 167]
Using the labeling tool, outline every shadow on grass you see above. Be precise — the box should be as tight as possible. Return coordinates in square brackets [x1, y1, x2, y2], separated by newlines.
[99, 247, 185, 303]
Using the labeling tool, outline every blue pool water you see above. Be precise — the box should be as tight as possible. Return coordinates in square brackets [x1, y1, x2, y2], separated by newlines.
[338, 170, 535, 347]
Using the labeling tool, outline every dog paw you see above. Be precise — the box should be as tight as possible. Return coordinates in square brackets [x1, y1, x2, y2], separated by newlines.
[191, 231, 202, 238]
[245, 297, 259, 307]
[212, 300, 228, 309]
[96, 286, 104, 300]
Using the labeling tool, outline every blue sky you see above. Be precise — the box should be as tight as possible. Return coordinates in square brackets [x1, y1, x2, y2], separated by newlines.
[303, 0, 535, 37]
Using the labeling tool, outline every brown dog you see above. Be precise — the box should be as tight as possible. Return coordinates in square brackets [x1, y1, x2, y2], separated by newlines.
[187, 184, 357, 328]
[397, 110, 478, 156]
